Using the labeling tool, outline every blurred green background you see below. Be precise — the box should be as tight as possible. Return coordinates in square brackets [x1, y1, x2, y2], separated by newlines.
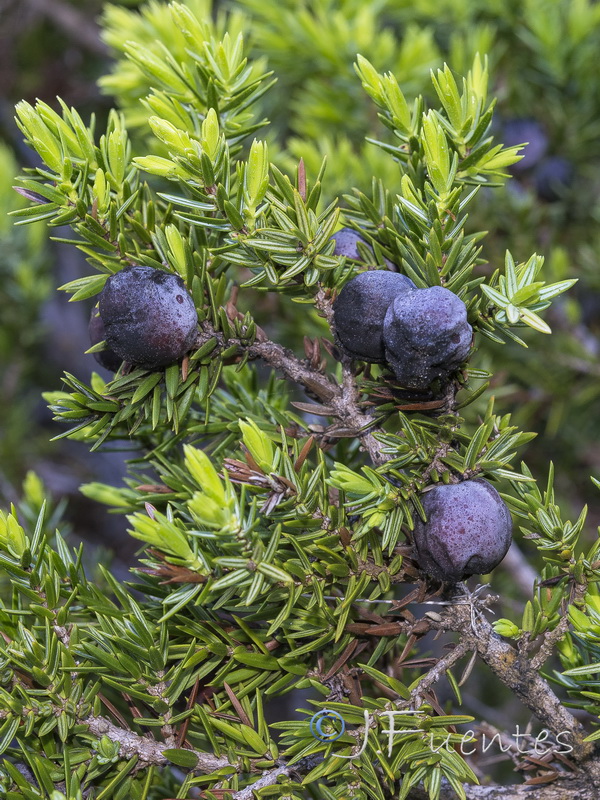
[2, 0, 600, 566]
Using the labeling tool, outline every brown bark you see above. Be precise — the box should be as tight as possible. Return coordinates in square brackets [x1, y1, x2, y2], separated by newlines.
[428, 593, 597, 770]
[409, 778, 597, 800]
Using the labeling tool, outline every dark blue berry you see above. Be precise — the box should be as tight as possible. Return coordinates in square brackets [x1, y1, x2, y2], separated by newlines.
[332, 227, 394, 268]
[382, 286, 472, 389]
[331, 228, 367, 260]
[534, 156, 573, 202]
[98, 266, 198, 370]
[502, 118, 548, 173]
[412, 479, 512, 583]
[333, 270, 416, 362]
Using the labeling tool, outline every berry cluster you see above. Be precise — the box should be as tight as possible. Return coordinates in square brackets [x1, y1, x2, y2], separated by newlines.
[89, 266, 198, 372]
[89, 257, 508, 585]
[332, 249, 472, 389]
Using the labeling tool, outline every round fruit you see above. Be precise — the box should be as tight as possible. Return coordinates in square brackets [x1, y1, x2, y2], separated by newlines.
[88, 305, 123, 372]
[98, 266, 198, 370]
[382, 286, 472, 389]
[331, 228, 368, 260]
[332, 270, 416, 362]
[502, 118, 548, 173]
[534, 156, 573, 202]
[331, 227, 394, 268]
[412, 479, 513, 583]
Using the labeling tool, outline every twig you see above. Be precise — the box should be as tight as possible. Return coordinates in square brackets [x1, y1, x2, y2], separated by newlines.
[427, 586, 600, 779]
[231, 755, 322, 800]
[530, 580, 586, 671]
[195, 322, 390, 465]
[530, 620, 570, 672]
[405, 640, 471, 708]
[83, 715, 230, 773]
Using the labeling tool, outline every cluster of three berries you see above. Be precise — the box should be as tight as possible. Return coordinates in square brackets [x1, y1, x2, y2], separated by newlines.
[333, 269, 511, 583]
[331, 236, 512, 583]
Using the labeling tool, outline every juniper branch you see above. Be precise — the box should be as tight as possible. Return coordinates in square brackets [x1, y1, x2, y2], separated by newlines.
[195, 321, 390, 464]
[428, 587, 600, 777]
[406, 639, 472, 707]
[195, 313, 600, 791]
[83, 715, 230, 773]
